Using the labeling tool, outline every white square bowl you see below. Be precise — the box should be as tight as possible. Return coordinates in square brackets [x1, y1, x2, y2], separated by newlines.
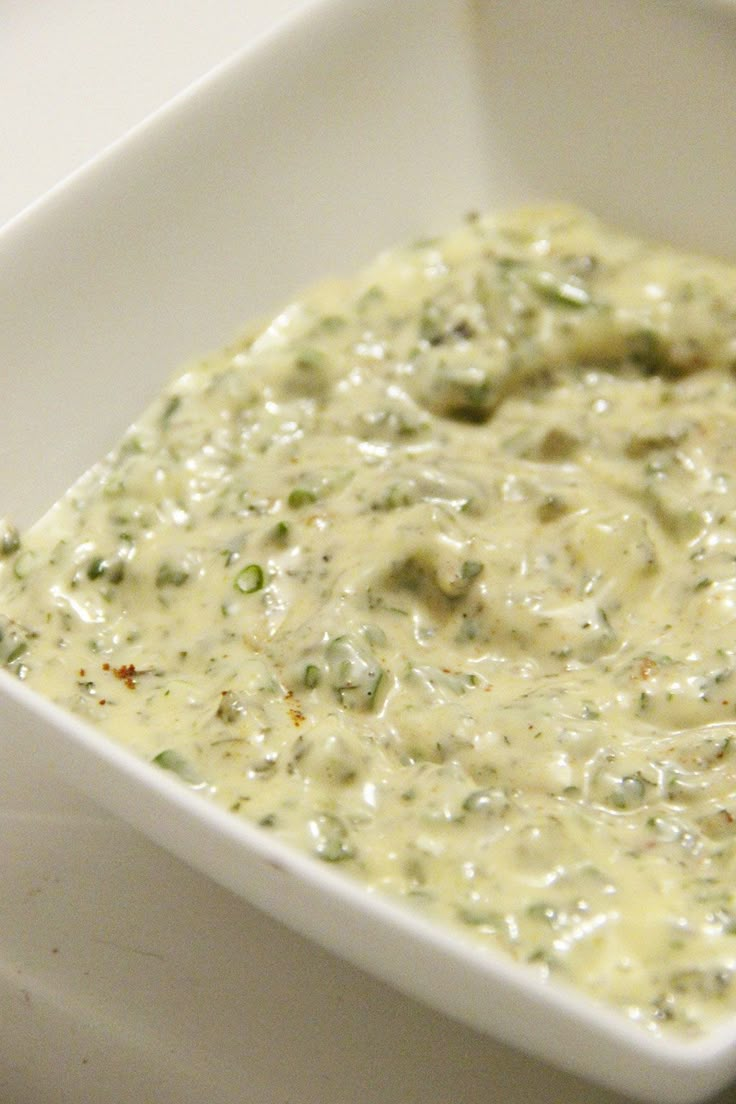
[3, 1, 736, 1099]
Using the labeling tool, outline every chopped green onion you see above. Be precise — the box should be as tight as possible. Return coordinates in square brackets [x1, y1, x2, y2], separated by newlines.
[87, 556, 125, 583]
[533, 271, 591, 307]
[156, 562, 190, 588]
[160, 394, 182, 424]
[235, 564, 264, 593]
[304, 663, 321, 688]
[288, 488, 318, 509]
[152, 748, 200, 784]
[87, 557, 106, 580]
[295, 348, 326, 371]
[269, 520, 290, 545]
[309, 812, 354, 862]
[0, 520, 20, 558]
[13, 551, 36, 579]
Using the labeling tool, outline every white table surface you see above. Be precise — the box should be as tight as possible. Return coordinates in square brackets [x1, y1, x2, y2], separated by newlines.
[2, 5, 735, 1103]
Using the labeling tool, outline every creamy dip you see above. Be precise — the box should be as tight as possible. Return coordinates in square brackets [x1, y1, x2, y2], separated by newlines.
[4, 204, 736, 1034]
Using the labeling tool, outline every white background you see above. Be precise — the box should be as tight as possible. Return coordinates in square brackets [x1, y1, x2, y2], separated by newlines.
[2, 4, 735, 1103]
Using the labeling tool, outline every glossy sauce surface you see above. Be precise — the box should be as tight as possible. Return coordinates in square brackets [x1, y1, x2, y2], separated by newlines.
[4, 206, 736, 1034]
